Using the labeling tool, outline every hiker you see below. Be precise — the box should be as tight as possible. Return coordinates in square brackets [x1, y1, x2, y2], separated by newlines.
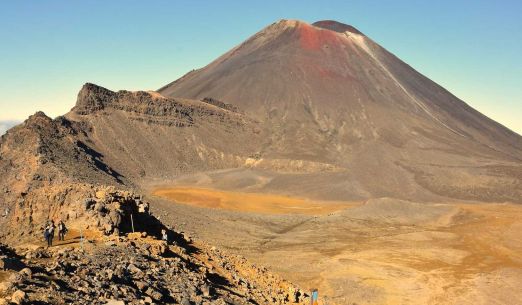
[57, 220, 67, 241]
[44, 221, 55, 247]
[138, 202, 149, 214]
[161, 229, 168, 243]
[288, 286, 300, 303]
[43, 221, 50, 245]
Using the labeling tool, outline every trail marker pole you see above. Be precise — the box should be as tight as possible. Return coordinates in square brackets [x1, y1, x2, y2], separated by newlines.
[130, 213, 135, 233]
[80, 228, 84, 251]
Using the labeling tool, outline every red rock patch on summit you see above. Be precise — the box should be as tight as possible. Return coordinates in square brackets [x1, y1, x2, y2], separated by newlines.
[298, 22, 341, 51]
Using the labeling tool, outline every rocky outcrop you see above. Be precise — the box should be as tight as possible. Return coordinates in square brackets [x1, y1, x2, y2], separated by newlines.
[0, 110, 129, 243]
[83, 188, 162, 237]
[311, 20, 364, 34]
[0, 231, 307, 305]
[0, 84, 265, 243]
[202, 97, 241, 113]
[62, 83, 264, 181]
[73, 83, 117, 115]
[72, 84, 249, 128]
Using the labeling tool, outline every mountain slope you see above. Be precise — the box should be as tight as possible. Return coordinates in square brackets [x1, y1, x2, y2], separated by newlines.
[0, 110, 125, 240]
[0, 84, 263, 241]
[67, 83, 262, 181]
[158, 19, 522, 202]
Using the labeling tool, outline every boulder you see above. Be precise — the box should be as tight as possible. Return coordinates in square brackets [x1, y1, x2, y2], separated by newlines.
[180, 297, 191, 305]
[134, 280, 148, 291]
[127, 232, 142, 240]
[0, 281, 13, 294]
[95, 190, 107, 200]
[138, 202, 149, 214]
[200, 284, 210, 297]
[149, 242, 167, 257]
[109, 210, 122, 227]
[19, 268, 32, 278]
[127, 263, 142, 275]
[103, 223, 114, 235]
[0, 256, 6, 270]
[10, 290, 26, 304]
[105, 300, 125, 305]
[145, 287, 163, 301]
[182, 233, 192, 243]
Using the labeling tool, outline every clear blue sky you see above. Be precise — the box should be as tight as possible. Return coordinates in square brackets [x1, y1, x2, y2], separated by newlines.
[0, 0, 521, 134]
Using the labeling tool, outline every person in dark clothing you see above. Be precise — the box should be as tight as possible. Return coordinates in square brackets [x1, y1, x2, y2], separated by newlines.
[45, 221, 55, 247]
[57, 220, 67, 241]
[44, 226, 50, 246]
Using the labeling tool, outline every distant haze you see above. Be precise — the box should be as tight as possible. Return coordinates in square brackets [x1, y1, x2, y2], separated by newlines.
[0, 120, 20, 136]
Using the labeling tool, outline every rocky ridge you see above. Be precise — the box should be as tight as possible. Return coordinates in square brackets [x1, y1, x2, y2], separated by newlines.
[0, 232, 307, 305]
[0, 83, 264, 243]
[0, 185, 308, 304]
[0, 101, 307, 304]
[73, 83, 250, 128]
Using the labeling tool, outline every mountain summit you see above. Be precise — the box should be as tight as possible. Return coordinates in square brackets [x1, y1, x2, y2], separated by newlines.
[312, 20, 364, 34]
[159, 19, 522, 202]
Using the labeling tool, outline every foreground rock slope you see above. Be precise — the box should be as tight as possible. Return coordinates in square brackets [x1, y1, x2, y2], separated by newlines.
[0, 88, 307, 303]
[0, 177, 306, 304]
[0, 231, 307, 304]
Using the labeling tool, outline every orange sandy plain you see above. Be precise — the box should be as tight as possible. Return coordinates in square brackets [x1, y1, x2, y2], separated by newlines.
[151, 186, 522, 305]
[152, 187, 357, 215]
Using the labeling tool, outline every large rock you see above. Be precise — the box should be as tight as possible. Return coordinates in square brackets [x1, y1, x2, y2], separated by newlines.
[0, 256, 6, 270]
[149, 242, 167, 257]
[134, 280, 148, 291]
[74, 83, 116, 115]
[109, 210, 122, 228]
[105, 300, 125, 305]
[10, 290, 26, 304]
[19, 268, 32, 278]
[145, 287, 163, 301]
[95, 190, 108, 200]
[127, 232, 143, 240]
[0, 281, 13, 294]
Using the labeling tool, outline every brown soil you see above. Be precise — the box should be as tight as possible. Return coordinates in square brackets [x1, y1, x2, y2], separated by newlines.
[152, 187, 357, 215]
[0, 271, 8, 283]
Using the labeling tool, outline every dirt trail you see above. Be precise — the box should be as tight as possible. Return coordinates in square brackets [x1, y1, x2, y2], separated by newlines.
[16, 229, 104, 251]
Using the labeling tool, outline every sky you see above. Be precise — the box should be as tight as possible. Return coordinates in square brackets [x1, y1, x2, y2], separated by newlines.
[0, 0, 521, 134]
